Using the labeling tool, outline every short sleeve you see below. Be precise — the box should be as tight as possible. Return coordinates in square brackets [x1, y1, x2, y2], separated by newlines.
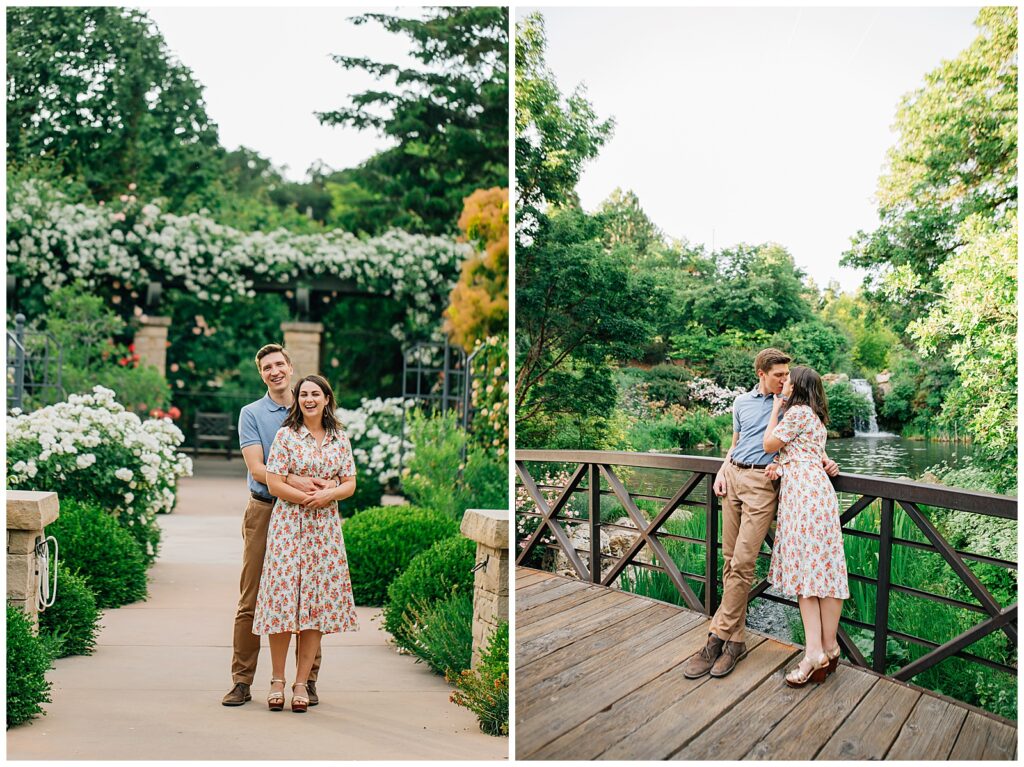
[265, 428, 291, 476]
[732, 395, 742, 433]
[337, 431, 356, 478]
[238, 407, 260, 449]
[773, 404, 810, 444]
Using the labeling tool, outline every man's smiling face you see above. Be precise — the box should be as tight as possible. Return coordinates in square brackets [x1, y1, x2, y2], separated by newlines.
[259, 351, 293, 395]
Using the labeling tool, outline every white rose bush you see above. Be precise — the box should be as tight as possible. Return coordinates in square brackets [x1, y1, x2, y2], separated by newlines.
[336, 397, 413, 512]
[7, 178, 470, 343]
[7, 386, 193, 564]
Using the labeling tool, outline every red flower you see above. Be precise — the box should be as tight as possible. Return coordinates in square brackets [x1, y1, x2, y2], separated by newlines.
[118, 357, 129, 366]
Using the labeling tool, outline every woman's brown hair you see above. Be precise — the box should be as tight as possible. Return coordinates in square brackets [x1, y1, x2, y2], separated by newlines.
[786, 365, 829, 426]
[282, 375, 341, 435]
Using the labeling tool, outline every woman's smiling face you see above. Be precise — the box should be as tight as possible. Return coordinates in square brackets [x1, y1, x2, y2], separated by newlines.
[298, 381, 328, 422]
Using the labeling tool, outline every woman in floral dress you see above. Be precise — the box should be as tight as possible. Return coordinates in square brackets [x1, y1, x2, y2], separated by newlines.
[253, 374, 359, 712]
[763, 365, 849, 687]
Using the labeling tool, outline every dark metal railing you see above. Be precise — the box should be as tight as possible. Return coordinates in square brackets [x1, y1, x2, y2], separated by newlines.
[515, 450, 1017, 684]
[6, 313, 64, 412]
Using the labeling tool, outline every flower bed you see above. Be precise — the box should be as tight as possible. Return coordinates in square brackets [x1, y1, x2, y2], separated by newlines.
[7, 386, 193, 562]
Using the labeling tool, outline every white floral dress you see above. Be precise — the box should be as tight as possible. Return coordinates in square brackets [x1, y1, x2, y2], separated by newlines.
[252, 424, 360, 635]
[768, 404, 850, 599]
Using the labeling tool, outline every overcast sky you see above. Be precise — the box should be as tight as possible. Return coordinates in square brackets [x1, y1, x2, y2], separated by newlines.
[146, 6, 422, 181]
[519, 6, 981, 292]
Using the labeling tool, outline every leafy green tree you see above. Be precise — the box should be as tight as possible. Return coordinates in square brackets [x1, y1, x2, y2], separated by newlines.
[515, 208, 656, 423]
[843, 7, 1017, 322]
[597, 188, 662, 256]
[7, 6, 222, 210]
[515, 12, 614, 226]
[317, 8, 508, 235]
[772, 319, 850, 374]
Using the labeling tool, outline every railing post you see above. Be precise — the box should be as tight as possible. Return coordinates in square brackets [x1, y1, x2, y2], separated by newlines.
[704, 473, 719, 616]
[13, 313, 27, 411]
[588, 463, 601, 583]
[874, 498, 894, 673]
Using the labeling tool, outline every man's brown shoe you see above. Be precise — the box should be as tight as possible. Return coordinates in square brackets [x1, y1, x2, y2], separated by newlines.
[306, 680, 319, 706]
[710, 640, 747, 677]
[682, 634, 725, 679]
[221, 682, 252, 706]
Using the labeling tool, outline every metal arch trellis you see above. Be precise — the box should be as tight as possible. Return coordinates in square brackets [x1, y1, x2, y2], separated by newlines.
[7, 313, 65, 413]
[398, 340, 483, 477]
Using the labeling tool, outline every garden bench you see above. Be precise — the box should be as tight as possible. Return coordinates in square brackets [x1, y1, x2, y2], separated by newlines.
[193, 411, 234, 459]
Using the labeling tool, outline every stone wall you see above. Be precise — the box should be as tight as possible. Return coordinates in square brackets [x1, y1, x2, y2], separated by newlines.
[281, 321, 324, 380]
[134, 315, 172, 376]
[7, 491, 60, 629]
[460, 508, 509, 670]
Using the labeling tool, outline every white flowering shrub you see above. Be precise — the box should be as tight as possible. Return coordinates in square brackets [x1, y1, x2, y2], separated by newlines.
[7, 386, 193, 564]
[337, 397, 413, 494]
[7, 179, 470, 342]
[687, 377, 746, 416]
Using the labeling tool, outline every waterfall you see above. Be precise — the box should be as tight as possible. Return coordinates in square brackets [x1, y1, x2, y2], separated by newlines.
[850, 378, 892, 436]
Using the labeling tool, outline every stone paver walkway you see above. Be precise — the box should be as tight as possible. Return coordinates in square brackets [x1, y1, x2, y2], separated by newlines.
[7, 459, 508, 760]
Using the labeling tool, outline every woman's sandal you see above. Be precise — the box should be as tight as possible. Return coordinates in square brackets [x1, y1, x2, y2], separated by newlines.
[291, 682, 309, 713]
[825, 644, 842, 675]
[785, 652, 829, 688]
[267, 678, 286, 711]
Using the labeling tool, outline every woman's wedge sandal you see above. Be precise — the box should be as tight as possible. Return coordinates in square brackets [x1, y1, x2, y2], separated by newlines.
[291, 682, 309, 713]
[825, 644, 842, 675]
[785, 652, 829, 688]
[267, 678, 286, 711]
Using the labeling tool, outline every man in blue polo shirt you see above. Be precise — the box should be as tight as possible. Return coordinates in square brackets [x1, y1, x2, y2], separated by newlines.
[681, 348, 839, 679]
[221, 343, 337, 707]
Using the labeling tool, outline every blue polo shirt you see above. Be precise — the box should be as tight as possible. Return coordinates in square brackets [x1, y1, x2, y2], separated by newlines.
[731, 385, 780, 466]
[238, 393, 289, 496]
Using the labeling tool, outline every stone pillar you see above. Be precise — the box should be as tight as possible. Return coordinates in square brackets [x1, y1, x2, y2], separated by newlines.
[7, 491, 59, 629]
[134, 315, 172, 376]
[460, 508, 509, 669]
[281, 322, 324, 381]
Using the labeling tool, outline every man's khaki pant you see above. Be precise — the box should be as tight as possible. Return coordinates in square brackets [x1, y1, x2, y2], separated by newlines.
[231, 497, 321, 684]
[708, 461, 780, 645]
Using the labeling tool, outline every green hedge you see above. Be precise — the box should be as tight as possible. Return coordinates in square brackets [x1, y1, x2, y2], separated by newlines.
[7, 604, 53, 728]
[449, 621, 509, 736]
[343, 506, 459, 606]
[46, 498, 148, 608]
[384, 535, 476, 649]
[404, 590, 474, 676]
[39, 562, 102, 657]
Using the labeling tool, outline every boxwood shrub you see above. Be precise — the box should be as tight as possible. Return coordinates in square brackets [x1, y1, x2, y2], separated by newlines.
[343, 505, 458, 606]
[46, 498, 148, 608]
[39, 562, 102, 657]
[7, 604, 53, 728]
[383, 535, 476, 649]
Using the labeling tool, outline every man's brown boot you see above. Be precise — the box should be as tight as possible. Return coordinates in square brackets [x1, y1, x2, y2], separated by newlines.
[221, 682, 252, 706]
[306, 680, 319, 706]
[681, 634, 724, 679]
[710, 640, 747, 677]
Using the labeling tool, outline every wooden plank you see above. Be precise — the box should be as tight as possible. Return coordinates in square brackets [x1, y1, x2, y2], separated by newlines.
[886, 691, 969, 760]
[516, 578, 595, 612]
[517, 603, 684, 694]
[593, 636, 794, 761]
[517, 588, 635, 641]
[517, 614, 708, 759]
[516, 567, 553, 586]
[517, 581, 610, 624]
[744, 665, 877, 760]
[816, 677, 921, 760]
[675, 662, 832, 760]
[517, 593, 653, 667]
[948, 710, 1018, 761]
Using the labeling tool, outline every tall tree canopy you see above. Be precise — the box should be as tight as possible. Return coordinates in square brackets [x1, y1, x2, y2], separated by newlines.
[843, 7, 1017, 319]
[316, 7, 508, 236]
[515, 13, 614, 228]
[7, 6, 222, 210]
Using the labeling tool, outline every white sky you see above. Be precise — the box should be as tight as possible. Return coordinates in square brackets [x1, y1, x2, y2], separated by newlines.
[146, 6, 424, 181]
[519, 6, 982, 292]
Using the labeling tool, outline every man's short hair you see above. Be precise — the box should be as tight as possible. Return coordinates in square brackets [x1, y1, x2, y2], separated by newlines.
[255, 343, 291, 370]
[754, 348, 792, 373]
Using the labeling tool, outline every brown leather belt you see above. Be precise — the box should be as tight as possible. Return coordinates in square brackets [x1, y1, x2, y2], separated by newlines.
[250, 491, 276, 504]
[730, 458, 772, 470]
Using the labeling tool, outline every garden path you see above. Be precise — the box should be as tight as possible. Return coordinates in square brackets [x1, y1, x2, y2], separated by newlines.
[6, 458, 507, 760]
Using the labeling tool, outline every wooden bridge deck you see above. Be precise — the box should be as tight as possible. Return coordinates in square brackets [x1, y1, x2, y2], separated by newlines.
[515, 567, 1017, 761]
